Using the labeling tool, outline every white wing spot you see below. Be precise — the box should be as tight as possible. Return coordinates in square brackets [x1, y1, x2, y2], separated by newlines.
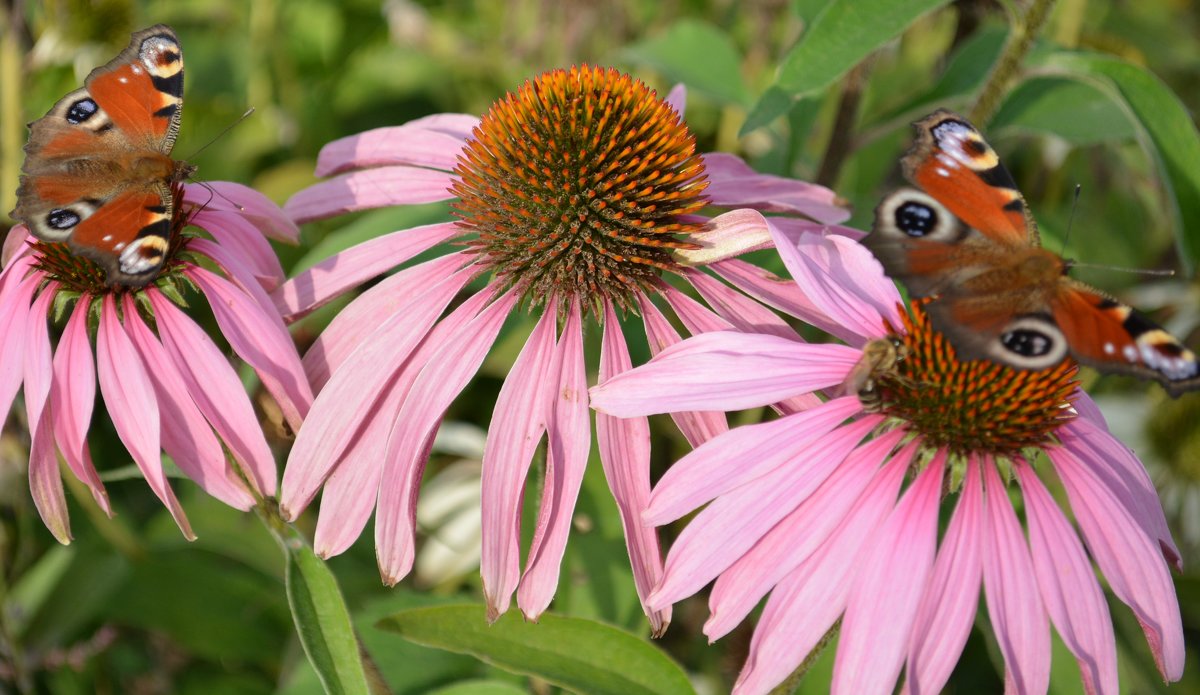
[1123, 345, 1139, 362]
[102, 234, 112, 242]
[935, 167, 950, 177]
[1103, 342, 1115, 355]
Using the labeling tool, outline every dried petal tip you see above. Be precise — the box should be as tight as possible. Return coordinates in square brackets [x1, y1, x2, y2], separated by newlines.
[451, 65, 709, 312]
[867, 301, 1078, 454]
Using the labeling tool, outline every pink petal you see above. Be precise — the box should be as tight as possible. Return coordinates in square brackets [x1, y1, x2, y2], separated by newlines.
[710, 258, 861, 345]
[284, 166, 456, 224]
[187, 266, 313, 431]
[649, 416, 877, 609]
[645, 398, 868, 525]
[0, 275, 36, 421]
[49, 296, 108, 512]
[315, 125, 466, 175]
[733, 444, 914, 695]
[1059, 418, 1181, 570]
[185, 181, 300, 242]
[981, 460, 1050, 695]
[302, 253, 468, 388]
[591, 333, 859, 417]
[676, 209, 774, 264]
[833, 450, 944, 695]
[26, 286, 70, 542]
[596, 300, 670, 635]
[638, 296, 727, 447]
[190, 210, 285, 290]
[770, 231, 901, 345]
[1015, 461, 1118, 695]
[518, 301, 591, 619]
[683, 267, 801, 341]
[664, 84, 687, 115]
[374, 290, 519, 584]
[149, 290, 277, 497]
[480, 306, 558, 619]
[281, 269, 473, 517]
[312, 289, 494, 557]
[95, 295, 193, 539]
[1069, 389, 1108, 427]
[906, 457, 984, 695]
[402, 113, 480, 140]
[188, 237, 286, 327]
[2, 227, 32, 269]
[702, 152, 848, 223]
[1049, 446, 1184, 681]
[706, 427, 906, 639]
[124, 296, 255, 509]
[274, 223, 464, 320]
[659, 284, 734, 333]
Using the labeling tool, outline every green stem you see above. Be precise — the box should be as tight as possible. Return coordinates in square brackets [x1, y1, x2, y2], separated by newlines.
[1, 4, 26, 223]
[969, 0, 1057, 125]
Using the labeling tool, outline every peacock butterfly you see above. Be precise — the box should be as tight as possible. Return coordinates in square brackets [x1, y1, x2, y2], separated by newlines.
[864, 110, 1199, 397]
[11, 24, 194, 286]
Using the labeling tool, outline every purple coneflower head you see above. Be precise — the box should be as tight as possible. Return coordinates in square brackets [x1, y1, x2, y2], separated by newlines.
[0, 182, 311, 543]
[589, 235, 1184, 695]
[277, 65, 852, 631]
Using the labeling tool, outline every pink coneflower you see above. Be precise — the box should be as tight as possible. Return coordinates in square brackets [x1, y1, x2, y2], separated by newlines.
[590, 232, 1184, 694]
[276, 65, 853, 630]
[0, 182, 312, 542]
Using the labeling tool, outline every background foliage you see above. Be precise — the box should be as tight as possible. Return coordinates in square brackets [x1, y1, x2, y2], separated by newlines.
[1, 0, 1198, 693]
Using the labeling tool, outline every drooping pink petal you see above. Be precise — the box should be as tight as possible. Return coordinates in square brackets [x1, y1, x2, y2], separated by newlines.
[185, 182, 300, 242]
[191, 210, 286, 290]
[733, 443, 914, 695]
[1059, 418, 1181, 570]
[707, 427, 905, 640]
[49, 296, 108, 512]
[281, 269, 473, 517]
[312, 289, 493, 557]
[645, 398, 867, 526]
[770, 231, 900, 345]
[284, 166, 457, 224]
[1069, 389, 1108, 427]
[274, 223, 464, 320]
[906, 457, 984, 695]
[314, 125, 466, 175]
[149, 290, 277, 497]
[302, 253, 470, 388]
[659, 284, 734, 333]
[684, 267, 801, 341]
[638, 296, 727, 447]
[833, 450, 944, 695]
[374, 290, 520, 584]
[1, 228, 32, 269]
[596, 300, 670, 635]
[675, 209, 774, 265]
[650, 416, 877, 610]
[1048, 446, 1184, 682]
[711, 258, 860, 343]
[187, 266, 313, 431]
[702, 152, 848, 224]
[664, 84, 686, 115]
[123, 296, 255, 510]
[480, 305, 558, 619]
[25, 285, 69, 542]
[518, 300, 591, 619]
[188, 237, 289, 330]
[591, 334, 858, 419]
[980, 460, 1050, 695]
[95, 295, 193, 539]
[1015, 461, 1118, 695]
[0, 274, 37, 421]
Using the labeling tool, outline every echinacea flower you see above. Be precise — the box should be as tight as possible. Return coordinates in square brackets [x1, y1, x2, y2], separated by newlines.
[0, 182, 312, 543]
[276, 65, 854, 630]
[590, 232, 1184, 694]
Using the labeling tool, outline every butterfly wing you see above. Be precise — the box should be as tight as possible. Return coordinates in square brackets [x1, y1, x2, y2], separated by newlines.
[11, 25, 187, 285]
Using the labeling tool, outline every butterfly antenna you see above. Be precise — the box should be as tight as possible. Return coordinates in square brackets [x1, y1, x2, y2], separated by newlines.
[183, 107, 255, 162]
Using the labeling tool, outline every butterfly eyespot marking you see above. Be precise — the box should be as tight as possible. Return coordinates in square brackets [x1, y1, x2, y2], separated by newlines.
[66, 98, 99, 124]
[876, 189, 962, 243]
[47, 208, 81, 229]
[989, 315, 1069, 369]
[118, 236, 169, 276]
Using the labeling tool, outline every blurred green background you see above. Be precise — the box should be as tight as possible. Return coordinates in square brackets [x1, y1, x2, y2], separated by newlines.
[2, 0, 1199, 693]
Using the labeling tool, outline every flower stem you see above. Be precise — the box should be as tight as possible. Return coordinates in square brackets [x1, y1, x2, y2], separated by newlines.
[815, 60, 871, 188]
[969, 0, 1057, 125]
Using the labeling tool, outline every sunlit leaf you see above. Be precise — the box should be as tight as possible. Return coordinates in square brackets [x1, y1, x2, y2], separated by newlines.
[623, 20, 749, 105]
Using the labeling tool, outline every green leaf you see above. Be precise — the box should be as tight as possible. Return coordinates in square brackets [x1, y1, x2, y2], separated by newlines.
[1040, 52, 1200, 270]
[776, 0, 953, 95]
[622, 20, 749, 105]
[426, 680, 529, 695]
[286, 544, 372, 695]
[991, 78, 1135, 145]
[881, 26, 1007, 122]
[378, 605, 695, 695]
